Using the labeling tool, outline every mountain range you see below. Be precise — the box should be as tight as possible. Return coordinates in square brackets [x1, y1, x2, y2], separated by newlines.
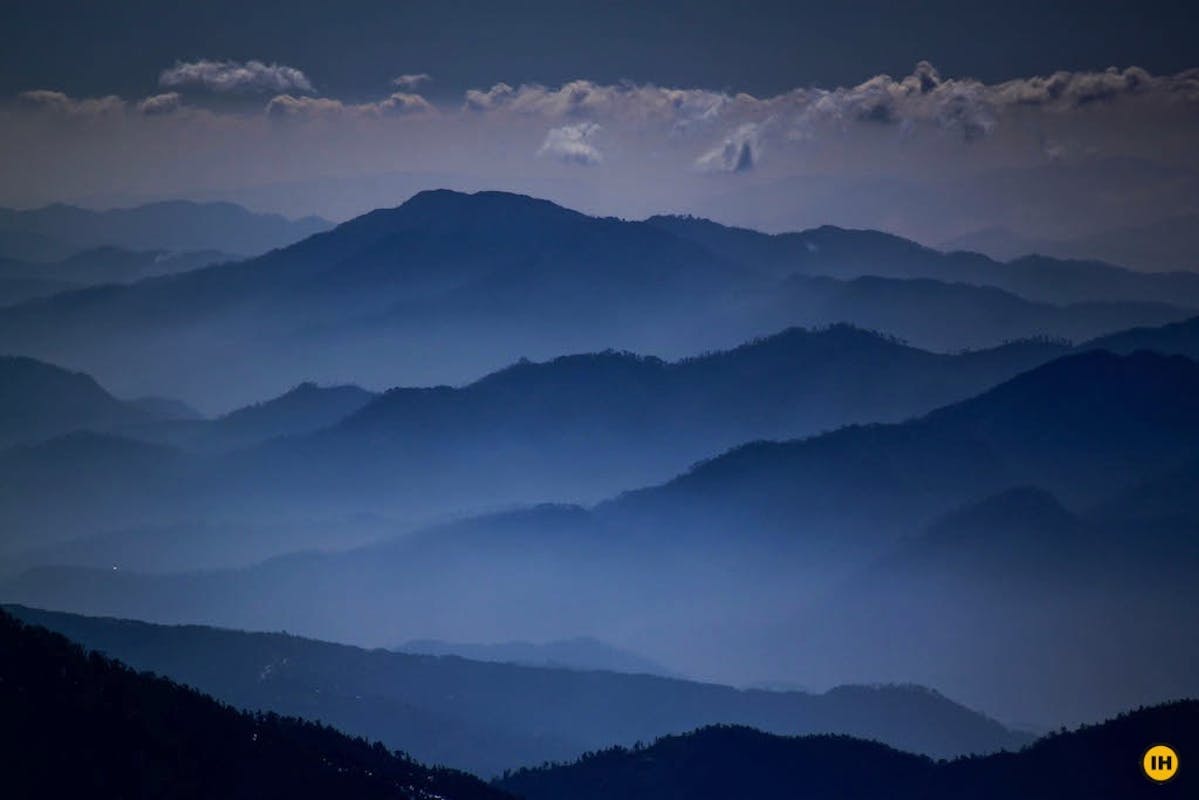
[0, 190, 1193, 409]
[0, 324, 1069, 552]
[650, 213, 1199, 306]
[4, 605, 1030, 778]
[6, 349, 1197, 726]
[3, 188, 1199, 760]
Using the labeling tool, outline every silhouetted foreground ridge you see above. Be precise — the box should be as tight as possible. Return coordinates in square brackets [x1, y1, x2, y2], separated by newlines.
[0, 609, 510, 800]
[498, 701, 1198, 799]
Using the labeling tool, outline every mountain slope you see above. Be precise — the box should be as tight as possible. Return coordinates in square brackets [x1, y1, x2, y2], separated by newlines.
[124, 381, 376, 452]
[32, 246, 229, 284]
[784, 486, 1199, 725]
[0, 608, 509, 800]
[0, 355, 153, 447]
[501, 726, 934, 800]
[498, 702, 1199, 800]
[1083, 314, 1199, 360]
[3, 606, 1029, 777]
[0, 432, 193, 553]
[613, 349, 1199, 542]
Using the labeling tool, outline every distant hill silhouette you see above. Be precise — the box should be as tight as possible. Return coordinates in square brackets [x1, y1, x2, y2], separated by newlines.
[127, 395, 205, 420]
[397, 637, 674, 676]
[0, 272, 78, 306]
[0, 355, 153, 447]
[1083, 314, 1199, 360]
[944, 214, 1199, 272]
[6, 351, 1199, 727]
[1098, 455, 1199, 525]
[498, 701, 1198, 799]
[243, 324, 1067, 507]
[785, 485, 1199, 725]
[0, 607, 509, 800]
[0, 247, 228, 304]
[651, 213, 1199, 306]
[0, 431, 190, 554]
[4, 606, 1029, 778]
[0, 200, 331, 259]
[609, 350, 1199, 552]
[0, 326, 1068, 549]
[0, 190, 1188, 408]
[125, 381, 376, 452]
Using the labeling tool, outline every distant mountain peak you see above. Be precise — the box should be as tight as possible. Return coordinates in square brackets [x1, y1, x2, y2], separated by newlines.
[929, 486, 1074, 534]
[392, 188, 587, 226]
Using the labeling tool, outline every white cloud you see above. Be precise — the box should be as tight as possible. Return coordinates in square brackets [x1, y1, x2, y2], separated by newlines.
[18, 90, 125, 115]
[696, 122, 763, 172]
[463, 80, 735, 130]
[266, 91, 434, 119]
[160, 59, 314, 94]
[137, 92, 183, 115]
[373, 92, 435, 115]
[392, 73, 432, 89]
[992, 66, 1154, 107]
[464, 82, 516, 111]
[537, 122, 603, 165]
[780, 62, 1199, 144]
[6, 63, 1199, 237]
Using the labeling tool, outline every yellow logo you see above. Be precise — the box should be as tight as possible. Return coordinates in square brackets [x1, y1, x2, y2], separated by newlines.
[1143, 744, 1179, 783]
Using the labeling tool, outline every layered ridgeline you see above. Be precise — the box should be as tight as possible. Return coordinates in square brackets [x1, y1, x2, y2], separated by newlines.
[648, 214, 1199, 306]
[0, 355, 156, 448]
[395, 637, 675, 676]
[4, 606, 1029, 778]
[941, 213, 1199, 273]
[0, 608, 509, 800]
[0, 200, 331, 261]
[0, 325, 1068, 556]
[0, 248, 232, 306]
[0, 190, 1192, 409]
[498, 702, 1198, 800]
[7, 350, 1199, 727]
[122, 381, 377, 452]
[0, 200, 327, 305]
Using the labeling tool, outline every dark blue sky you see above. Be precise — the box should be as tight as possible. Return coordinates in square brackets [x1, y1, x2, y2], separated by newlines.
[4, 0, 1197, 99]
